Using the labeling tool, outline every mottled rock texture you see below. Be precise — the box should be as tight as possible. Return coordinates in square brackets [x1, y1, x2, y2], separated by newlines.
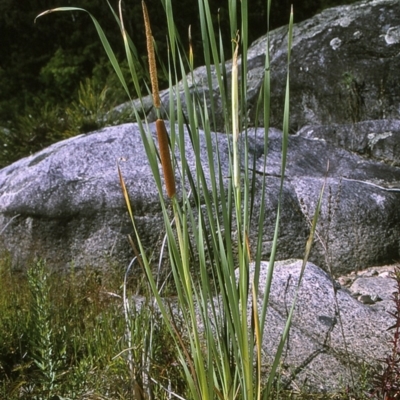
[0, 122, 399, 274]
[252, 260, 394, 392]
[119, 0, 400, 132]
[298, 119, 400, 166]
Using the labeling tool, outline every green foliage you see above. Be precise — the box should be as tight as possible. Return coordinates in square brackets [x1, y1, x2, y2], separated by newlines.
[0, 100, 69, 168]
[0, 0, 363, 141]
[0, 75, 133, 168]
[65, 77, 122, 136]
[27, 260, 66, 397]
[0, 256, 183, 399]
[39, 48, 85, 101]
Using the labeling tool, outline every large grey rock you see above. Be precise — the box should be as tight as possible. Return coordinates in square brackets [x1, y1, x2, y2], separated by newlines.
[0, 122, 228, 270]
[298, 119, 400, 166]
[136, 259, 396, 392]
[117, 0, 400, 132]
[254, 260, 394, 392]
[263, 0, 400, 130]
[0, 121, 399, 274]
[248, 126, 400, 274]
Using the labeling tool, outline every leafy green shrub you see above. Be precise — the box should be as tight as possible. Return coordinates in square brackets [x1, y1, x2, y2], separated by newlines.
[39, 47, 85, 102]
[65, 77, 120, 135]
[0, 100, 69, 168]
[0, 257, 182, 399]
[0, 255, 30, 390]
[0, 75, 133, 168]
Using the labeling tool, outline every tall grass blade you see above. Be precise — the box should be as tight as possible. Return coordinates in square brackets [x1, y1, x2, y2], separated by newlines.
[260, 5, 294, 335]
[265, 173, 327, 397]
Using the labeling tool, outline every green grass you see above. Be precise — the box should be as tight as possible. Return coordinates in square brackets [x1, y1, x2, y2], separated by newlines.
[0, 256, 185, 399]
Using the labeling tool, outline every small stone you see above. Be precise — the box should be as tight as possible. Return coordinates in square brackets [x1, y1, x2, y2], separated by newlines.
[338, 276, 352, 286]
[330, 37, 342, 50]
[358, 294, 375, 304]
[371, 295, 382, 302]
[361, 269, 378, 277]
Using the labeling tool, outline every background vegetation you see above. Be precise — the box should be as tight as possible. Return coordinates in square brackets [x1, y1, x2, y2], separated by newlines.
[0, 257, 186, 399]
[0, 0, 360, 167]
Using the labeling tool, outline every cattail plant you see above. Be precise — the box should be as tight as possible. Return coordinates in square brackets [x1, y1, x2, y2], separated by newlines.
[143, 0, 175, 199]
[35, 2, 327, 399]
[155, 118, 176, 198]
[142, 0, 160, 109]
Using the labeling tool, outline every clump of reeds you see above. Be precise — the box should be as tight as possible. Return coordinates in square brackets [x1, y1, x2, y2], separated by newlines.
[35, 2, 327, 399]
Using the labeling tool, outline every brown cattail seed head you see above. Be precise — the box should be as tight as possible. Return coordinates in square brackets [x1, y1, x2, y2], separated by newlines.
[156, 119, 176, 198]
[142, 1, 160, 108]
